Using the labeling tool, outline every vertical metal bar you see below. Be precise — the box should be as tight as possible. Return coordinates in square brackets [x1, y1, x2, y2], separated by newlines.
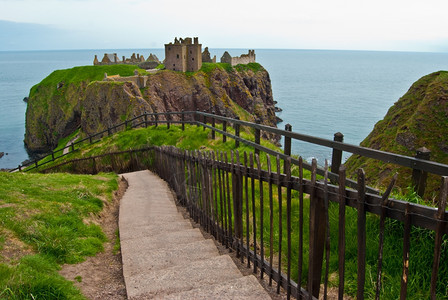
[430, 176, 448, 299]
[144, 112, 148, 128]
[218, 151, 224, 244]
[155, 114, 158, 127]
[331, 132, 344, 174]
[167, 114, 170, 129]
[285, 156, 292, 299]
[250, 153, 257, 273]
[244, 152, 250, 265]
[375, 173, 397, 300]
[297, 157, 304, 300]
[226, 152, 233, 247]
[400, 203, 411, 300]
[323, 160, 331, 300]
[267, 154, 274, 286]
[124, 120, 128, 131]
[256, 154, 265, 279]
[203, 110, 206, 131]
[276, 154, 283, 294]
[71, 143, 74, 152]
[222, 152, 229, 248]
[338, 165, 347, 300]
[51, 152, 55, 161]
[234, 151, 243, 254]
[196, 109, 199, 127]
[357, 168, 367, 300]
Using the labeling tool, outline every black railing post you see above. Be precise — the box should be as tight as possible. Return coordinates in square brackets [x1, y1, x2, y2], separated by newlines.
[235, 116, 240, 148]
[203, 110, 207, 131]
[18, 165, 22, 172]
[51, 151, 55, 161]
[108, 127, 111, 136]
[211, 111, 216, 140]
[284, 124, 292, 174]
[331, 132, 344, 174]
[181, 109, 185, 131]
[71, 143, 74, 152]
[144, 112, 148, 128]
[167, 114, 170, 129]
[34, 160, 38, 168]
[89, 135, 92, 143]
[412, 147, 431, 197]
[255, 119, 261, 155]
[222, 114, 227, 143]
[155, 114, 158, 127]
[124, 120, 128, 131]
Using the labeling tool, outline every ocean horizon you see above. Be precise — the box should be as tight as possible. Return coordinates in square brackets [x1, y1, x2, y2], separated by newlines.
[1, 48, 448, 169]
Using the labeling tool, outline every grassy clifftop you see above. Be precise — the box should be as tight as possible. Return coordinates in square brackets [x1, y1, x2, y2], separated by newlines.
[345, 71, 448, 201]
[25, 62, 276, 154]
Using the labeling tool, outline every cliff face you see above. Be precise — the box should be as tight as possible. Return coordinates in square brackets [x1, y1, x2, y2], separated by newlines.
[345, 71, 448, 200]
[25, 64, 277, 152]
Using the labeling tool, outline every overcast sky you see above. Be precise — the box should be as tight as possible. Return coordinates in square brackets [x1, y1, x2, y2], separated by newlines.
[1, 0, 448, 52]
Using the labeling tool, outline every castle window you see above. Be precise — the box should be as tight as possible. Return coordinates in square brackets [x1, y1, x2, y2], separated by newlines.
[176, 54, 179, 59]
[173, 64, 175, 66]
[192, 58, 194, 61]
[190, 50, 192, 54]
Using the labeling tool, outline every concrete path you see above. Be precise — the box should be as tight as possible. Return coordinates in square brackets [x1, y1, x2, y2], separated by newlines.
[119, 170, 271, 299]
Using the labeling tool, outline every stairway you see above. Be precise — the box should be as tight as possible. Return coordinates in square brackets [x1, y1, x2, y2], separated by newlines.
[119, 170, 272, 299]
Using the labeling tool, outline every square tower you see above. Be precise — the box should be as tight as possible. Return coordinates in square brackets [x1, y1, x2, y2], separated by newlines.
[165, 37, 202, 72]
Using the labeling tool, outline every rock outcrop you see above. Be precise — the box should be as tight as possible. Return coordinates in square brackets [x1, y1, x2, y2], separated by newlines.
[25, 64, 277, 153]
[345, 71, 448, 200]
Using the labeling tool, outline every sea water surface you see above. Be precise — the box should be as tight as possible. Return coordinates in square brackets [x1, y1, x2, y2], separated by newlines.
[1, 49, 448, 169]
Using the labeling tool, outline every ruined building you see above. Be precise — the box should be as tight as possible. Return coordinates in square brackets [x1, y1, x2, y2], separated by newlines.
[220, 50, 256, 66]
[93, 53, 160, 68]
[164, 37, 202, 72]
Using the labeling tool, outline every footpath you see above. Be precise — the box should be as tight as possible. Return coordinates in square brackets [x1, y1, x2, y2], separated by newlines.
[119, 170, 271, 299]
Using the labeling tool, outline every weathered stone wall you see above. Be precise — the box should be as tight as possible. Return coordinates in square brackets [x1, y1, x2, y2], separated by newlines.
[220, 50, 256, 66]
[165, 37, 202, 72]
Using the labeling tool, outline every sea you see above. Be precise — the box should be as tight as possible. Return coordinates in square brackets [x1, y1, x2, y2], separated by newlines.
[1, 49, 448, 169]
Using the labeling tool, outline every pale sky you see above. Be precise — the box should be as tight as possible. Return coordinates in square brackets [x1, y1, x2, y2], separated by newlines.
[1, 0, 448, 52]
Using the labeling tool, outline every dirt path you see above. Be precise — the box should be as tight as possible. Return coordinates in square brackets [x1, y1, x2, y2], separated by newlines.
[63, 134, 79, 155]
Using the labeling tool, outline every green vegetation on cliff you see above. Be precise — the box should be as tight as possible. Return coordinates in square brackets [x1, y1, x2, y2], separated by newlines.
[0, 172, 117, 299]
[345, 71, 448, 201]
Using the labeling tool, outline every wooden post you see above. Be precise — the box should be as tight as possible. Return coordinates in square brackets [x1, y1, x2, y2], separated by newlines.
[51, 152, 55, 161]
[235, 116, 240, 148]
[124, 120, 128, 131]
[144, 112, 148, 128]
[167, 114, 170, 129]
[308, 159, 326, 298]
[196, 109, 200, 127]
[211, 111, 216, 140]
[18, 165, 22, 172]
[412, 147, 431, 198]
[155, 114, 158, 127]
[108, 127, 111, 136]
[71, 143, 74, 152]
[284, 123, 292, 174]
[181, 109, 185, 131]
[254, 119, 261, 155]
[331, 132, 344, 174]
[223, 114, 227, 143]
[203, 110, 207, 131]
[89, 135, 92, 143]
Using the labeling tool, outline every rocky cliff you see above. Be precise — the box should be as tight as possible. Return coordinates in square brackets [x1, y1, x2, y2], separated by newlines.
[345, 71, 448, 201]
[25, 63, 277, 153]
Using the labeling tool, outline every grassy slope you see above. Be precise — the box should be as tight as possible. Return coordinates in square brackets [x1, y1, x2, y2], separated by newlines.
[345, 71, 448, 201]
[0, 172, 118, 299]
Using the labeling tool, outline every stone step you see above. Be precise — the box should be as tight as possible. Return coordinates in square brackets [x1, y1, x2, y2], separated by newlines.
[122, 239, 220, 277]
[126, 255, 243, 299]
[119, 221, 193, 241]
[120, 212, 187, 228]
[121, 228, 205, 253]
[157, 275, 272, 300]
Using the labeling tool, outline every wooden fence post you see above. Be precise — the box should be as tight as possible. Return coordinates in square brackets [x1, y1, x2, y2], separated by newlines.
[331, 132, 344, 174]
[412, 147, 431, 198]
[211, 111, 216, 140]
[144, 112, 148, 128]
[18, 165, 22, 172]
[223, 114, 227, 143]
[51, 151, 55, 161]
[284, 123, 292, 174]
[155, 114, 158, 127]
[203, 110, 207, 131]
[308, 159, 326, 298]
[167, 114, 170, 129]
[196, 109, 200, 127]
[181, 109, 185, 131]
[71, 143, 74, 152]
[108, 127, 111, 136]
[254, 119, 261, 155]
[235, 116, 240, 148]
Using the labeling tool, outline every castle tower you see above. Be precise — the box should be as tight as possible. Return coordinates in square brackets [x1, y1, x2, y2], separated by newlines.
[165, 37, 202, 72]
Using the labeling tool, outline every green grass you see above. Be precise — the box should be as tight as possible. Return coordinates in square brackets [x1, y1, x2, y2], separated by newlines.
[0, 172, 118, 299]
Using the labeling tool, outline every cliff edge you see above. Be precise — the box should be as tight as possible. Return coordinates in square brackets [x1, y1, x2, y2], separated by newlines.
[25, 63, 277, 153]
[345, 71, 448, 200]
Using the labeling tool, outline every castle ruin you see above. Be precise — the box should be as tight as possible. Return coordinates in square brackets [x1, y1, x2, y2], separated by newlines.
[93, 52, 161, 68]
[164, 37, 202, 72]
[220, 50, 256, 66]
